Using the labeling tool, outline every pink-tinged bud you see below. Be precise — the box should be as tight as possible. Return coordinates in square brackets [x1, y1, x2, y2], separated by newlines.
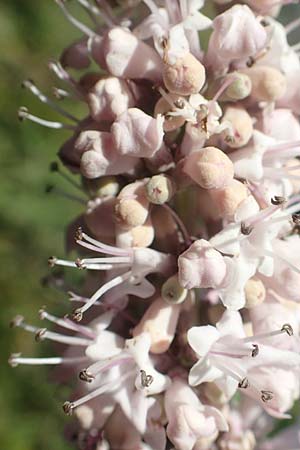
[206, 5, 267, 72]
[154, 94, 186, 132]
[244, 277, 266, 308]
[222, 72, 252, 101]
[116, 217, 155, 248]
[209, 180, 249, 219]
[111, 108, 164, 158]
[163, 52, 206, 96]
[221, 106, 253, 148]
[132, 297, 181, 353]
[98, 27, 163, 82]
[87, 77, 135, 122]
[75, 130, 137, 179]
[115, 180, 149, 229]
[178, 239, 227, 290]
[60, 38, 90, 70]
[146, 175, 175, 205]
[183, 147, 234, 190]
[241, 66, 286, 102]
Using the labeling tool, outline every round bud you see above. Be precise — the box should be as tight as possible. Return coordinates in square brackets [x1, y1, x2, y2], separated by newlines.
[83, 176, 119, 198]
[115, 181, 149, 228]
[244, 277, 266, 308]
[224, 72, 252, 101]
[163, 52, 206, 96]
[222, 106, 253, 148]
[162, 274, 188, 305]
[146, 175, 175, 205]
[116, 218, 154, 248]
[209, 180, 249, 219]
[241, 66, 286, 102]
[183, 146, 234, 190]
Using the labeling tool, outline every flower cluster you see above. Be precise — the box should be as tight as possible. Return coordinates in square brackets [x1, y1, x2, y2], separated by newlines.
[11, 1, 300, 449]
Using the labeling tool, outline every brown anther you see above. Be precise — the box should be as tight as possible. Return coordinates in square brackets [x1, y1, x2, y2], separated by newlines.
[238, 377, 249, 389]
[48, 256, 57, 267]
[10, 315, 24, 328]
[62, 401, 74, 415]
[75, 227, 83, 241]
[72, 308, 83, 322]
[50, 161, 59, 172]
[75, 258, 85, 270]
[281, 323, 294, 336]
[35, 328, 47, 342]
[251, 344, 259, 357]
[271, 196, 286, 206]
[241, 222, 253, 235]
[224, 134, 235, 144]
[79, 369, 95, 383]
[246, 57, 255, 68]
[38, 307, 47, 320]
[260, 19, 270, 27]
[174, 99, 185, 109]
[292, 214, 300, 225]
[8, 353, 21, 368]
[18, 106, 29, 121]
[261, 390, 274, 402]
[140, 369, 154, 388]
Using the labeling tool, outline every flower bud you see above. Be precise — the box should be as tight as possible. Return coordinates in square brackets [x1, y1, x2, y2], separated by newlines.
[183, 147, 234, 190]
[244, 277, 266, 308]
[87, 77, 135, 122]
[83, 176, 119, 199]
[209, 180, 249, 219]
[115, 180, 149, 228]
[178, 239, 227, 290]
[241, 66, 286, 102]
[132, 297, 181, 353]
[223, 72, 252, 101]
[163, 52, 206, 96]
[116, 217, 154, 248]
[161, 274, 188, 305]
[222, 106, 253, 148]
[146, 175, 175, 205]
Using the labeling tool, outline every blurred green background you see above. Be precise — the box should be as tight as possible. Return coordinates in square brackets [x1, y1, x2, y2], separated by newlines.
[1, 2, 300, 449]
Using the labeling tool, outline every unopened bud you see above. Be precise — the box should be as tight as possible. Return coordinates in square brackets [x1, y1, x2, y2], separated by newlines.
[223, 72, 252, 101]
[183, 146, 234, 190]
[83, 176, 119, 198]
[241, 66, 286, 102]
[209, 180, 249, 219]
[146, 175, 175, 205]
[163, 52, 206, 96]
[222, 106, 253, 148]
[115, 180, 149, 228]
[161, 274, 188, 305]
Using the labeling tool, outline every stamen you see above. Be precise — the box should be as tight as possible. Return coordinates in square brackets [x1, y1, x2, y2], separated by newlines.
[54, 0, 96, 37]
[79, 369, 95, 383]
[72, 270, 132, 320]
[38, 307, 96, 339]
[48, 60, 84, 99]
[53, 87, 71, 100]
[140, 369, 154, 388]
[81, 356, 133, 380]
[243, 324, 294, 343]
[50, 161, 85, 194]
[45, 185, 86, 205]
[18, 107, 76, 130]
[22, 79, 79, 123]
[62, 381, 115, 415]
[271, 196, 286, 206]
[9, 353, 87, 367]
[76, 229, 133, 256]
[34, 327, 93, 346]
[285, 17, 300, 34]
[94, 0, 117, 26]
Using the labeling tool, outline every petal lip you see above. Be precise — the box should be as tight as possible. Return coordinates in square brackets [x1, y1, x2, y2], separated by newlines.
[187, 325, 220, 357]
